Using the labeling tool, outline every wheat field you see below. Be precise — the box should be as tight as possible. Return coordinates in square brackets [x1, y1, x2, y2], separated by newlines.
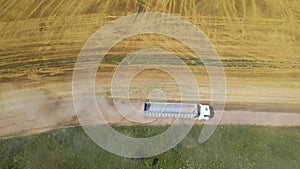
[0, 0, 299, 136]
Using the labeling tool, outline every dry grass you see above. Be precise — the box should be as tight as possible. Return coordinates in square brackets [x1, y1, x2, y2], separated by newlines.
[0, 0, 299, 103]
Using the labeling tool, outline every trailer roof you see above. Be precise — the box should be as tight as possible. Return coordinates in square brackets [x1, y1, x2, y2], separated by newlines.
[144, 102, 198, 114]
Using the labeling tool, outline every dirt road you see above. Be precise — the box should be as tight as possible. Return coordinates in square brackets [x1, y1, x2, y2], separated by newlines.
[220, 111, 300, 126]
[0, 82, 299, 138]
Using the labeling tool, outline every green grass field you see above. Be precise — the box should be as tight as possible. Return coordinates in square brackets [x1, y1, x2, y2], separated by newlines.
[0, 126, 299, 169]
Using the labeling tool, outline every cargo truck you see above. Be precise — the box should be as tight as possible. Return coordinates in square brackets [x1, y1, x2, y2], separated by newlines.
[144, 102, 214, 121]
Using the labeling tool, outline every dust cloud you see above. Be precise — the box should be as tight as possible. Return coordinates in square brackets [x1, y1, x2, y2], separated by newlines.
[0, 84, 77, 137]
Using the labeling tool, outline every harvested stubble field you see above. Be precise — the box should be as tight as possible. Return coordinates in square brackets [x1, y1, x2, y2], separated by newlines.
[0, 1, 300, 168]
[0, 0, 299, 136]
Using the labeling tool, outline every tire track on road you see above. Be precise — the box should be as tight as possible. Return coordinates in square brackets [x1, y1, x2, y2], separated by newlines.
[220, 111, 300, 126]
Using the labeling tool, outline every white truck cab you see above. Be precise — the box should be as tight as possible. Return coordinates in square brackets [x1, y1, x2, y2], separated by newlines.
[198, 104, 213, 121]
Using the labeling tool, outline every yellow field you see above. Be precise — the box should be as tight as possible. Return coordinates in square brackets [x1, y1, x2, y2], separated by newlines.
[0, 0, 299, 136]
